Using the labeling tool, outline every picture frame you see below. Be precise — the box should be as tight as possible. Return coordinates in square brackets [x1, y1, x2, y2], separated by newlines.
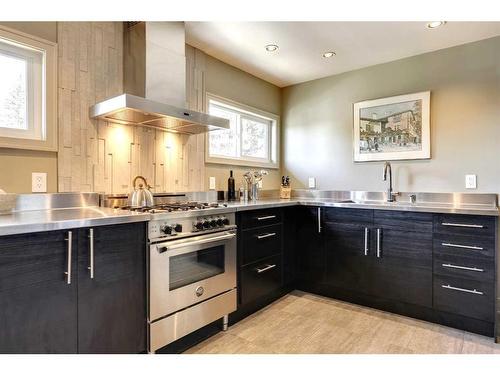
[353, 91, 431, 162]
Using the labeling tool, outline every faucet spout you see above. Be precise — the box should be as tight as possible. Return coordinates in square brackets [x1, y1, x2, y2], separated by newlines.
[383, 161, 394, 202]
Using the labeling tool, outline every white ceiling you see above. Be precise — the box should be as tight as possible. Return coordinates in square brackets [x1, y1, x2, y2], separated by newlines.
[185, 22, 500, 87]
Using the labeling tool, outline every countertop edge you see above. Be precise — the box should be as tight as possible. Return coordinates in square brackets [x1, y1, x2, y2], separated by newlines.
[0, 212, 150, 237]
[231, 200, 499, 216]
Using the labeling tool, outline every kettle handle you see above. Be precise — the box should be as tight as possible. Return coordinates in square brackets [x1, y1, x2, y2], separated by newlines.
[132, 175, 150, 189]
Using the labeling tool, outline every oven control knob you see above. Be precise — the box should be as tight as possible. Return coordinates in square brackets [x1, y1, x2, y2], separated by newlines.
[222, 217, 230, 226]
[195, 286, 204, 297]
[195, 221, 204, 231]
[209, 220, 217, 228]
[202, 220, 210, 229]
[162, 225, 172, 235]
[174, 224, 182, 232]
[216, 218, 223, 226]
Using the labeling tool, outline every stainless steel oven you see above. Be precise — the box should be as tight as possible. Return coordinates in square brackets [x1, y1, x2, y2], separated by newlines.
[150, 229, 236, 320]
[148, 212, 237, 352]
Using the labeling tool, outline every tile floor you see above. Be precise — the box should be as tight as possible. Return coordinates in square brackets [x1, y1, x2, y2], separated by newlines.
[186, 290, 500, 354]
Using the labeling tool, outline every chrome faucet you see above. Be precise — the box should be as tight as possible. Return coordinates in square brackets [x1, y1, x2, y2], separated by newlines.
[383, 161, 396, 202]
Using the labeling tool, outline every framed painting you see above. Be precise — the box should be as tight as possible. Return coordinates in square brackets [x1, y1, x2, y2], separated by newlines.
[353, 91, 430, 162]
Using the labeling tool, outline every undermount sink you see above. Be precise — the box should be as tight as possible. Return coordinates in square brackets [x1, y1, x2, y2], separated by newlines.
[335, 199, 408, 206]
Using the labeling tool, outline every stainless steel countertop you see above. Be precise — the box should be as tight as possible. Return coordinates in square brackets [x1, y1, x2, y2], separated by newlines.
[0, 196, 497, 237]
[0, 207, 150, 236]
[227, 198, 499, 216]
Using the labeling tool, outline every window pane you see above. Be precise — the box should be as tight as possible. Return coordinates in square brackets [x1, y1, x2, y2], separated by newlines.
[241, 116, 269, 159]
[0, 52, 27, 130]
[208, 104, 238, 158]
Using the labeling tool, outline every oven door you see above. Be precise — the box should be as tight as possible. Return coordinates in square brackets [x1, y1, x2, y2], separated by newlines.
[149, 230, 237, 321]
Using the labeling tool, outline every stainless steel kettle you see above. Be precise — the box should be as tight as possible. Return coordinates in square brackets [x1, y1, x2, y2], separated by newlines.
[129, 176, 154, 207]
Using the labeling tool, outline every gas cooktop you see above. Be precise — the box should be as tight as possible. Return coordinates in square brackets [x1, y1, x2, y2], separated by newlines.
[120, 201, 228, 213]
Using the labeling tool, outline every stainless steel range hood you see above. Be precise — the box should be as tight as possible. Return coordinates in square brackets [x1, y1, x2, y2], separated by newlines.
[90, 93, 229, 134]
[89, 22, 229, 134]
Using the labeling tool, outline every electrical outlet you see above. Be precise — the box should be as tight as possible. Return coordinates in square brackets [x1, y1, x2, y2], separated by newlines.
[308, 177, 316, 189]
[209, 177, 216, 190]
[32, 172, 47, 193]
[465, 174, 477, 189]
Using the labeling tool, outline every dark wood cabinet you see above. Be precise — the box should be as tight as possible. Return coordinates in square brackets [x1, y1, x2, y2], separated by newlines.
[432, 213, 496, 325]
[235, 209, 285, 312]
[433, 274, 495, 322]
[240, 254, 282, 305]
[282, 206, 297, 285]
[296, 206, 325, 286]
[77, 223, 146, 353]
[324, 221, 374, 294]
[0, 230, 78, 353]
[369, 226, 433, 307]
[0, 222, 147, 354]
[323, 208, 433, 308]
[241, 224, 282, 266]
[369, 210, 433, 307]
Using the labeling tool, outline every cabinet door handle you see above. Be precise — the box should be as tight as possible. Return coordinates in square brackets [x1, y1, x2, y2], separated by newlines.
[441, 284, 484, 295]
[442, 263, 484, 272]
[88, 228, 95, 279]
[442, 222, 484, 228]
[441, 242, 484, 251]
[257, 232, 276, 240]
[317, 207, 321, 233]
[376, 228, 381, 258]
[255, 264, 277, 273]
[64, 231, 72, 285]
[257, 215, 276, 221]
[364, 227, 369, 256]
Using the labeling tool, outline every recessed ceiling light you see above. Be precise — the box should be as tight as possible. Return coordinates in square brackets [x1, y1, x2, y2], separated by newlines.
[322, 51, 336, 58]
[426, 21, 446, 29]
[265, 44, 279, 52]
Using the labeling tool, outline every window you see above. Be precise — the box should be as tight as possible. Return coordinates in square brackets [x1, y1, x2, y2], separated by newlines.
[0, 26, 57, 151]
[206, 94, 279, 168]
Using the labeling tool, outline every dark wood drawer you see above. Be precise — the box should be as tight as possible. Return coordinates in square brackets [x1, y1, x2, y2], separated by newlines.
[433, 275, 494, 322]
[324, 207, 373, 225]
[240, 255, 283, 306]
[239, 208, 282, 229]
[433, 253, 494, 282]
[373, 210, 433, 233]
[433, 214, 496, 237]
[241, 224, 282, 266]
[433, 233, 495, 259]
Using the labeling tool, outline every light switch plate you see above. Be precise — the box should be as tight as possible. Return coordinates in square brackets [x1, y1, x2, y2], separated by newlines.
[308, 177, 316, 189]
[465, 174, 477, 189]
[209, 176, 216, 190]
[32, 172, 47, 193]
[258, 180, 263, 188]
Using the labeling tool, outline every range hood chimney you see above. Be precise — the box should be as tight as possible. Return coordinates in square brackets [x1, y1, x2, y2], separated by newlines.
[90, 22, 229, 134]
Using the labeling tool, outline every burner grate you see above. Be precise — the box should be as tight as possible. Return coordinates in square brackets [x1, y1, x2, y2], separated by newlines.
[120, 201, 221, 213]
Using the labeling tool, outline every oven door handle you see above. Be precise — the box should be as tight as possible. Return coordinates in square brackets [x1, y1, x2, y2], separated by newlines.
[157, 231, 236, 253]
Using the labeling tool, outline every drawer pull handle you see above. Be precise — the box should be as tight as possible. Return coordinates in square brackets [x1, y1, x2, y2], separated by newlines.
[441, 242, 484, 251]
[441, 284, 484, 295]
[442, 222, 484, 228]
[64, 231, 73, 285]
[364, 227, 369, 256]
[255, 264, 277, 273]
[442, 263, 484, 272]
[88, 228, 95, 279]
[257, 215, 276, 221]
[257, 232, 277, 240]
[376, 228, 381, 258]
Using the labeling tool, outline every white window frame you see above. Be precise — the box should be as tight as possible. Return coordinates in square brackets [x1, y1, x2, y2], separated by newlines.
[0, 26, 57, 152]
[205, 93, 280, 169]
